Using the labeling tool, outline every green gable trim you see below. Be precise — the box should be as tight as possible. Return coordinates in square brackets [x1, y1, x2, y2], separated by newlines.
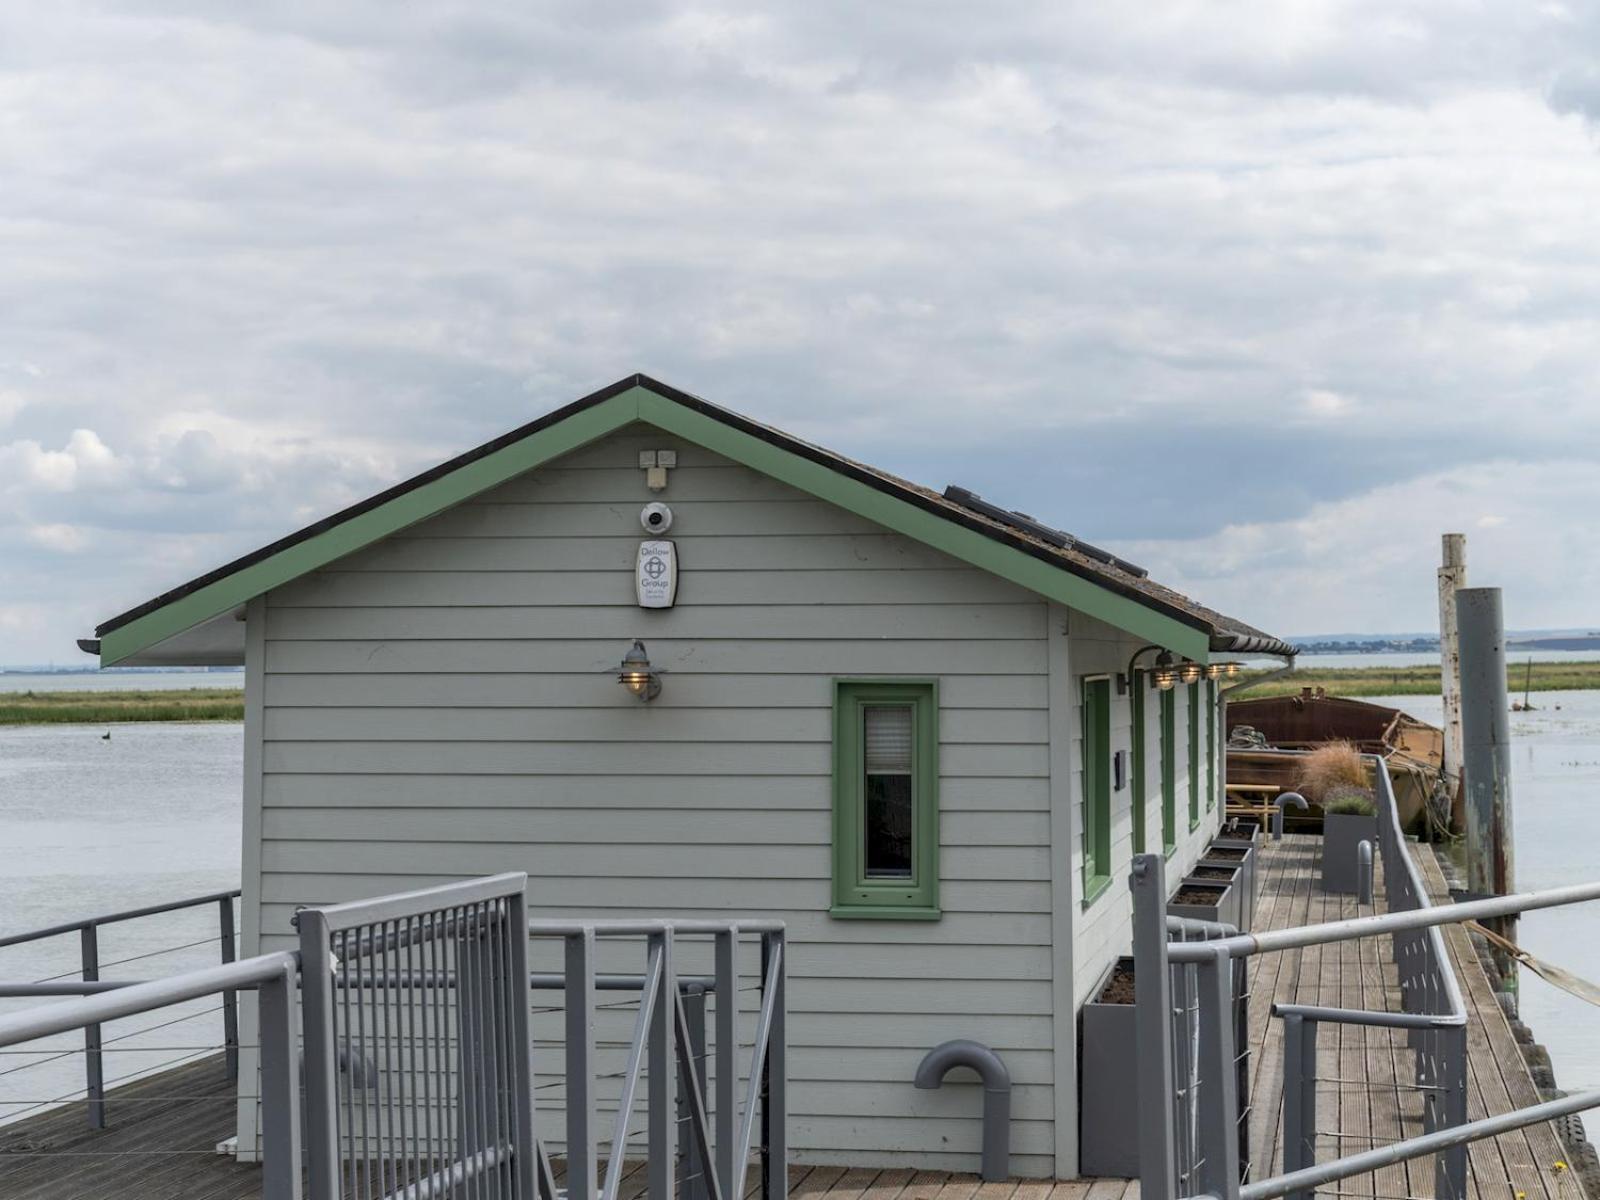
[101, 378, 1214, 665]
[99, 389, 648, 665]
[635, 390, 1212, 660]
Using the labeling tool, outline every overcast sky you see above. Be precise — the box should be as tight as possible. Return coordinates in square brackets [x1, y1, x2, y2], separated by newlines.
[4, 2, 1600, 664]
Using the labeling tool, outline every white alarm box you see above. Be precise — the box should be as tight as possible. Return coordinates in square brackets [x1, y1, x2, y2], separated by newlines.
[636, 540, 678, 608]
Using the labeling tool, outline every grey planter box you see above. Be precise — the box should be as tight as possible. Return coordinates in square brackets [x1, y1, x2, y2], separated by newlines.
[1167, 880, 1233, 928]
[1079, 957, 1140, 1178]
[1193, 860, 1248, 931]
[1207, 839, 1256, 928]
[1322, 811, 1378, 894]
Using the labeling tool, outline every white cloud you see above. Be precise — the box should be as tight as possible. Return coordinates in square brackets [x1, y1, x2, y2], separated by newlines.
[24, 523, 91, 553]
[1122, 460, 1600, 635]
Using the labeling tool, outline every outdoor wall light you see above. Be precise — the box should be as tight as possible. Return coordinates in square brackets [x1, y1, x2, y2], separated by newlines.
[617, 639, 662, 702]
[1129, 645, 1181, 691]
[1178, 661, 1204, 686]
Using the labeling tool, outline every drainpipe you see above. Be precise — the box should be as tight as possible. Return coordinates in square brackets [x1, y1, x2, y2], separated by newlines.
[913, 1040, 1011, 1181]
[1219, 655, 1297, 703]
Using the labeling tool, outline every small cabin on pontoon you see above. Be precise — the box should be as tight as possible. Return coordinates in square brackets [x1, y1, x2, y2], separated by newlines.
[83, 375, 1295, 1179]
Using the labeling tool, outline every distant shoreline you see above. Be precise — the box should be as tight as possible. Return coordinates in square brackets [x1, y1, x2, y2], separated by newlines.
[1236, 660, 1600, 699]
[0, 688, 245, 725]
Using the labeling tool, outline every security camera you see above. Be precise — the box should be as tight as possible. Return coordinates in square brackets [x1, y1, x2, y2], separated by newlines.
[641, 502, 674, 533]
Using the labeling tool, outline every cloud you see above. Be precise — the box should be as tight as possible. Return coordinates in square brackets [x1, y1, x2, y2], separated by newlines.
[1, 1, 1599, 660]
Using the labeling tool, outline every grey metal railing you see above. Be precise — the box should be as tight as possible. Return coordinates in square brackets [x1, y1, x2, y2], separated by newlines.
[0, 948, 303, 1198]
[1272, 757, 1466, 1200]
[0, 887, 241, 1128]
[296, 872, 540, 1200]
[528, 917, 788, 1200]
[1133, 757, 1600, 1200]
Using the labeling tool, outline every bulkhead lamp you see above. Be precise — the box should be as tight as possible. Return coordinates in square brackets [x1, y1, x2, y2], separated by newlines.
[618, 639, 662, 702]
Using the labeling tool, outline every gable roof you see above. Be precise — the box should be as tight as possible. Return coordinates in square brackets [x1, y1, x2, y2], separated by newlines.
[89, 374, 1296, 665]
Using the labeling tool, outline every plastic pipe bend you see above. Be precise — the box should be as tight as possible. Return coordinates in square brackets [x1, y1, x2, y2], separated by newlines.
[914, 1039, 1011, 1181]
[1273, 791, 1309, 840]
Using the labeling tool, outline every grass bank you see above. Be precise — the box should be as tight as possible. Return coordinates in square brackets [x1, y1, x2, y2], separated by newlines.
[0, 689, 245, 725]
[1235, 660, 1600, 699]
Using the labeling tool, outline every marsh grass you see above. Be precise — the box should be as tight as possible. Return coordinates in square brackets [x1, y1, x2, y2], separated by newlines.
[0, 688, 244, 725]
[1295, 740, 1370, 803]
[1235, 660, 1600, 699]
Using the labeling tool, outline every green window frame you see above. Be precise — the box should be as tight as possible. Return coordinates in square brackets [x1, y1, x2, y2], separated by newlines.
[1130, 670, 1147, 854]
[1160, 686, 1177, 855]
[831, 679, 940, 920]
[1206, 679, 1217, 812]
[1081, 676, 1113, 906]
[1187, 680, 1201, 830]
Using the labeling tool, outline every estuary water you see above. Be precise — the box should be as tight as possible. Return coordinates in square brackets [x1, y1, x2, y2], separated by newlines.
[0, 698, 241, 1127]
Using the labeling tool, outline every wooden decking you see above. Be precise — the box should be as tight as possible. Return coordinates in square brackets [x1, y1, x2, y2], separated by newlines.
[0, 836, 1583, 1199]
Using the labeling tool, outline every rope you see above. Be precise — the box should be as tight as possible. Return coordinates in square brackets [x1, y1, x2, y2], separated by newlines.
[1467, 920, 1600, 1006]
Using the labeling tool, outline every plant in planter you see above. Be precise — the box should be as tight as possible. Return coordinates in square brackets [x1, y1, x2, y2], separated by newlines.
[1320, 785, 1377, 895]
[1080, 958, 1140, 1177]
[1193, 862, 1247, 931]
[1205, 841, 1255, 926]
[1167, 879, 1233, 927]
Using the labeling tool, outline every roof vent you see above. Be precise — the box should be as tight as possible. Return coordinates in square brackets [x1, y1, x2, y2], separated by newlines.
[942, 486, 1149, 578]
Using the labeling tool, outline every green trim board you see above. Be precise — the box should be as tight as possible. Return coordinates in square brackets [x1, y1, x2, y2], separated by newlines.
[1160, 686, 1177, 853]
[1187, 679, 1201, 830]
[1080, 675, 1112, 906]
[98, 376, 1220, 666]
[637, 390, 1214, 660]
[99, 391, 643, 665]
[1130, 670, 1147, 854]
[1206, 679, 1217, 812]
[830, 679, 940, 919]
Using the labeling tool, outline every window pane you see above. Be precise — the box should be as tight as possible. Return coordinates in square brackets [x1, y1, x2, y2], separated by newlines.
[864, 705, 913, 773]
[865, 773, 914, 878]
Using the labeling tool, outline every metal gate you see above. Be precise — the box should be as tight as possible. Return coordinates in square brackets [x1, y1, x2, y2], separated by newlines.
[297, 872, 538, 1200]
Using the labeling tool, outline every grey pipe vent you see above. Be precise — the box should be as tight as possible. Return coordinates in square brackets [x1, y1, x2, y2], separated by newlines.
[913, 1039, 1011, 1181]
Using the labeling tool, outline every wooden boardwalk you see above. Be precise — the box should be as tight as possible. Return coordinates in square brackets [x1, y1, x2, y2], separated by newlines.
[0, 837, 1582, 1199]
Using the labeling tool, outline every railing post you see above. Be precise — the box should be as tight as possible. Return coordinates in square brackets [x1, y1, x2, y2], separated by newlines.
[1281, 1013, 1318, 1200]
[678, 985, 710, 1200]
[296, 907, 342, 1200]
[259, 957, 303, 1200]
[80, 924, 105, 1129]
[714, 929, 738, 1196]
[506, 889, 539, 1200]
[566, 929, 598, 1200]
[1132, 853, 1177, 1200]
[649, 928, 677, 1200]
[220, 895, 239, 1084]
[1196, 946, 1242, 1197]
[760, 930, 788, 1200]
[1435, 1025, 1469, 1200]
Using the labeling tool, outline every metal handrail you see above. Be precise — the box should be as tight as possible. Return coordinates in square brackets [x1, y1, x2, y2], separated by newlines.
[1234, 1087, 1600, 1200]
[0, 950, 303, 1200]
[0, 886, 242, 1128]
[0, 953, 294, 1046]
[0, 888, 240, 948]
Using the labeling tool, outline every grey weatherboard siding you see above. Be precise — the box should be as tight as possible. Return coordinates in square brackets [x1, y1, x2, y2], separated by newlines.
[240, 423, 1228, 1177]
